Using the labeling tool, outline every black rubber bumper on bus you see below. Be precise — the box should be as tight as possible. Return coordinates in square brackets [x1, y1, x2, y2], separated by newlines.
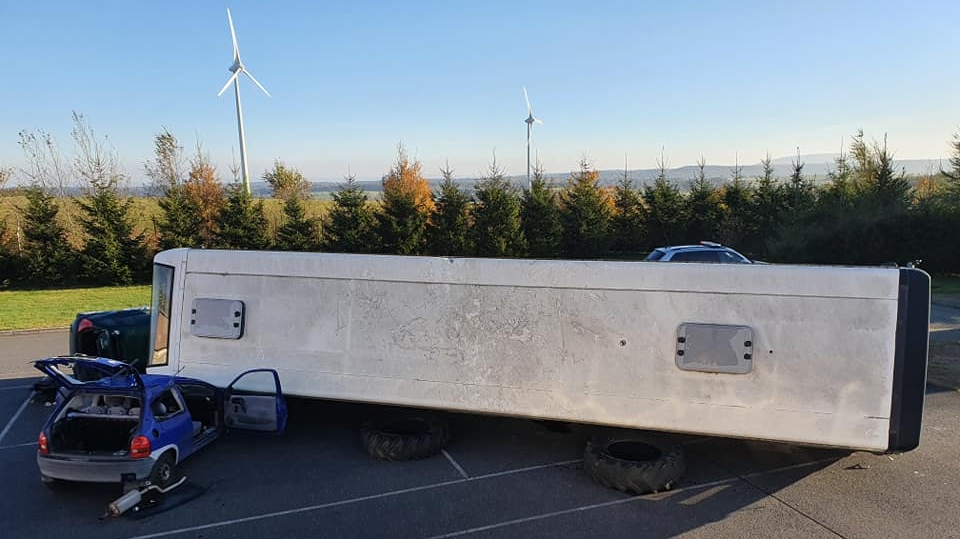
[888, 268, 930, 452]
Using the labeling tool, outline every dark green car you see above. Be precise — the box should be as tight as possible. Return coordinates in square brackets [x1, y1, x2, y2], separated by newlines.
[69, 307, 152, 372]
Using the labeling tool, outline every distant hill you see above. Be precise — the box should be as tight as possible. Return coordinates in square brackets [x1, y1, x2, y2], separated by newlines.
[49, 154, 936, 197]
[284, 155, 944, 197]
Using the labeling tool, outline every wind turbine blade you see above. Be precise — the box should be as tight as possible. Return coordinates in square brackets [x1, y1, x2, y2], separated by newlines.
[523, 86, 531, 114]
[217, 72, 240, 97]
[243, 70, 271, 97]
[534, 118, 543, 125]
[227, 8, 240, 61]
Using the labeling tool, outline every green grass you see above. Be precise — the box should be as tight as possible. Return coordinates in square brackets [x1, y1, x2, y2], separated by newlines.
[932, 275, 960, 295]
[0, 285, 151, 331]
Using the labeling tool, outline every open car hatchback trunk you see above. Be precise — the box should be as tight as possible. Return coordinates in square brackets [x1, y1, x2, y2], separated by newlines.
[49, 392, 142, 454]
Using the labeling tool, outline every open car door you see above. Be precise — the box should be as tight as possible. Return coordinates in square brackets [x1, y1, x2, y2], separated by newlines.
[224, 369, 287, 432]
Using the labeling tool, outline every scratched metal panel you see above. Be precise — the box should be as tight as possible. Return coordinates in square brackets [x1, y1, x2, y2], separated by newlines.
[153, 249, 903, 451]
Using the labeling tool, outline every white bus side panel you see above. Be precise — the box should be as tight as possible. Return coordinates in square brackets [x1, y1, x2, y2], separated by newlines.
[156, 250, 901, 451]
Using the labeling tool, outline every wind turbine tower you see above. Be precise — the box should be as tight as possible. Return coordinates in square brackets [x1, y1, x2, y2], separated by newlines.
[217, 8, 271, 195]
[523, 86, 543, 189]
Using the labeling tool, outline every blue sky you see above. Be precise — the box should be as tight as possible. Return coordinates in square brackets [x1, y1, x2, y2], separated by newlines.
[1, 1, 958, 184]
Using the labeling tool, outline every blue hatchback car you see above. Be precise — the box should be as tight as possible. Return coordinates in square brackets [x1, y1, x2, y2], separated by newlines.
[34, 356, 287, 488]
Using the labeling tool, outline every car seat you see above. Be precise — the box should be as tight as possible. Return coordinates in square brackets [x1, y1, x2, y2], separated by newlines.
[104, 395, 129, 415]
[152, 401, 168, 417]
[79, 394, 105, 414]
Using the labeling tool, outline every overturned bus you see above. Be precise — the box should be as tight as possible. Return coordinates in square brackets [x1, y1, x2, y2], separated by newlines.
[144, 248, 930, 453]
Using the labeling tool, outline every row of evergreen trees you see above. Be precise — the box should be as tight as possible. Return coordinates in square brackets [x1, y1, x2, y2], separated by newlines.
[2, 126, 960, 290]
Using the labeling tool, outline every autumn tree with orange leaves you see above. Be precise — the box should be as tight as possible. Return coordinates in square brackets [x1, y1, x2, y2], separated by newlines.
[377, 144, 435, 255]
[183, 143, 225, 246]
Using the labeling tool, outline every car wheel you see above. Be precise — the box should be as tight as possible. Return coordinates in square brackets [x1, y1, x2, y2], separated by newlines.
[360, 415, 450, 461]
[584, 435, 685, 494]
[148, 451, 177, 489]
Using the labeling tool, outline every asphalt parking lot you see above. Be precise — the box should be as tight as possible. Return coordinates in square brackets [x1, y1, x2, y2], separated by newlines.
[2, 330, 960, 539]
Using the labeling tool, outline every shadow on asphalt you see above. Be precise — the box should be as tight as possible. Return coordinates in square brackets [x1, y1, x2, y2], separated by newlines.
[1, 394, 870, 538]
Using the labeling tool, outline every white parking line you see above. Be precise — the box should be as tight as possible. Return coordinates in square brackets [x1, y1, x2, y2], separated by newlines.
[124, 478, 467, 539]
[422, 457, 843, 539]
[422, 494, 660, 539]
[123, 458, 584, 539]
[0, 441, 36, 451]
[0, 384, 35, 391]
[0, 394, 33, 446]
[123, 456, 842, 539]
[442, 449, 470, 479]
[471, 459, 582, 480]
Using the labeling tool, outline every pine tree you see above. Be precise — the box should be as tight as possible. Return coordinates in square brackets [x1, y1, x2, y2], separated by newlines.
[0, 239, 22, 288]
[427, 163, 472, 256]
[262, 160, 312, 200]
[716, 177, 754, 249]
[156, 185, 202, 250]
[768, 155, 816, 263]
[943, 132, 960, 183]
[821, 144, 855, 209]
[20, 186, 77, 286]
[0, 168, 18, 285]
[76, 179, 147, 285]
[377, 145, 435, 255]
[940, 132, 960, 212]
[275, 193, 321, 251]
[684, 157, 720, 243]
[325, 175, 378, 253]
[213, 183, 271, 250]
[749, 153, 786, 256]
[861, 135, 911, 212]
[559, 158, 611, 258]
[640, 156, 685, 249]
[783, 155, 815, 221]
[472, 155, 525, 257]
[71, 112, 147, 284]
[849, 130, 878, 198]
[521, 165, 563, 258]
[609, 166, 644, 254]
[146, 129, 202, 250]
[796, 144, 860, 265]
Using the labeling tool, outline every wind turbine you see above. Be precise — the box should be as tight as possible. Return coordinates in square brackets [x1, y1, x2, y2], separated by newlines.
[523, 86, 543, 189]
[217, 8, 270, 195]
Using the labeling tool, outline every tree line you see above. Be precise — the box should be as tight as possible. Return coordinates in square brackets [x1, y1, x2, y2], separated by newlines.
[1, 118, 959, 290]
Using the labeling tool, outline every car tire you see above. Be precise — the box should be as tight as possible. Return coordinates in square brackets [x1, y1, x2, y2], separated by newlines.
[584, 435, 685, 494]
[148, 451, 177, 489]
[360, 415, 450, 461]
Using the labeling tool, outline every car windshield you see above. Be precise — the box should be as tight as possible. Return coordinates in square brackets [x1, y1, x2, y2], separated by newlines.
[718, 250, 750, 263]
[645, 249, 666, 261]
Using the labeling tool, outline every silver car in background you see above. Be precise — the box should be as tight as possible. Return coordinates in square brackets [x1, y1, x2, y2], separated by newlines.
[644, 241, 755, 263]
